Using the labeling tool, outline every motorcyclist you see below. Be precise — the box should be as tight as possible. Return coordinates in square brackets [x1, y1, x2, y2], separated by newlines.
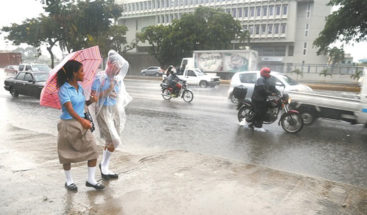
[250, 67, 280, 128]
[166, 65, 182, 96]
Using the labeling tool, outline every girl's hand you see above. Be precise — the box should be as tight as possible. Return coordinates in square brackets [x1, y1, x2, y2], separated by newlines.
[80, 118, 92, 129]
[90, 94, 98, 103]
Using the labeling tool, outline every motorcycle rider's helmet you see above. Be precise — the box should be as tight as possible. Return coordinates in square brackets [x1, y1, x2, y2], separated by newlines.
[167, 65, 176, 75]
[260, 67, 271, 78]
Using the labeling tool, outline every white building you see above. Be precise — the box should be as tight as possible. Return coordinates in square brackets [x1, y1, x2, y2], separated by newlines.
[116, 0, 331, 72]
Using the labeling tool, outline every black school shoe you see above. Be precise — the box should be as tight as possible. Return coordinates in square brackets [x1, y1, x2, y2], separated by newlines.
[65, 183, 78, 192]
[99, 163, 119, 180]
[85, 181, 105, 190]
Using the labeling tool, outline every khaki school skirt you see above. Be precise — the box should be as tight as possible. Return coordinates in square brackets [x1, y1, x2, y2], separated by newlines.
[96, 105, 121, 145]
[57, 119, 99, 164]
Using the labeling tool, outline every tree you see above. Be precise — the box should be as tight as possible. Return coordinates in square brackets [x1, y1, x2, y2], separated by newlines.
[3, 0, 127, 67]
[314, 0, 367, 54]
[2, 15, 60, 68]
[138, 6, 243, 66]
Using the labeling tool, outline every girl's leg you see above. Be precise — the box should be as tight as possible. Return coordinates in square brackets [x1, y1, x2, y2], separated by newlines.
[86, 159, 105, 190]
[63, 163, 77, 192]
[101, 142, 118, 179]
[63, 163, 74, 185]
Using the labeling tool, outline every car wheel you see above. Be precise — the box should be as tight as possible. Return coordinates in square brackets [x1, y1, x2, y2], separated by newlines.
[141, 72, 146, 76]
[10, 88, 19, 98]
[230, 94, 239, 104]
[199, 81, 208, 88]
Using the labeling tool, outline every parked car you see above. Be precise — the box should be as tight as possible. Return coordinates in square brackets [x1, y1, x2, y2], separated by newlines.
[141, 66, 163, 76]
[4, 65, 19, 75]
[228, 71, 313, 103]
[4, 71, 49, 98]
[18, 64, 51, 73]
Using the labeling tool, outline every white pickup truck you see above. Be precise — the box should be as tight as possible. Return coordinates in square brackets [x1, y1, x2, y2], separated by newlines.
[289, 67, 367, 127]
[177, 68, 220, 88]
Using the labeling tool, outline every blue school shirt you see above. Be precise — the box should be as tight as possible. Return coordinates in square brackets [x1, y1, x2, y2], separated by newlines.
[59, 82, 85, 120]
[91, 75, 120, 106]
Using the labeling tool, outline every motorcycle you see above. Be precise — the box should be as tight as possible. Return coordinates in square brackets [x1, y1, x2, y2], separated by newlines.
[235, 87, 304, 133]
[160, 80, 194, 103]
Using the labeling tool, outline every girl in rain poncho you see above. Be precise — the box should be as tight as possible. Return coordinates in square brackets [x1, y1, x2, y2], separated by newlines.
[91, 50, 132, 180]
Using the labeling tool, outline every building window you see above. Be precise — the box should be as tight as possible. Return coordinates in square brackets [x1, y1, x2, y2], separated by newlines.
[281, 23, 286, 34]
[269, 5, 274, 16]
[261, 24, 266, 34]
[303, 42, 307, 55]
[276, 5, 281, 15]
[262, 6, 267, 16]
[157, 16, 160, 23]
[232, 8, 237, 17]
[256, 7, 261, 16]
[288, 46, 294, 56]
[250, 7, 255, 17]
[306, 3, 311, 18]
[226, 9, 230, 14]
[249, 25, 254, 34]
[238, 8, 242, 17]
[157, 0, 160, 8]
[244, 7, 248, 17]
[274, 23, 279, 34]
[255, 25, 260, 34]
[305, 24, 309, 36]
[267, 24, 273, 34]
[243, 25, 248, 31]
[283, 5, 288, 15]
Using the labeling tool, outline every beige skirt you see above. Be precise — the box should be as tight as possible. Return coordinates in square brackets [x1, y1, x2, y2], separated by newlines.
[57, 119, 99, 164]
[96, 105, 121, 144]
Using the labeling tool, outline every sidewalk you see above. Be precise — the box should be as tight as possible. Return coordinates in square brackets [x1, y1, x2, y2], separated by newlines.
[0, 123, 366, 215]
[125, 75, 361, 92]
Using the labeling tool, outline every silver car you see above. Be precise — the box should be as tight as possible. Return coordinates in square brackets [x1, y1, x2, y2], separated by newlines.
[140, 66, 163, 76]
[228, 71, 313, 103]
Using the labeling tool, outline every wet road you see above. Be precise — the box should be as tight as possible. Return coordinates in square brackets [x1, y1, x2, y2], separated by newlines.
[1, 71, 367, 189]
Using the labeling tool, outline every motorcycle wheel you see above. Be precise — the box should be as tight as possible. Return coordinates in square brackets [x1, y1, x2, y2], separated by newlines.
[237, 105, 255, 123]
[281, 112, 304, 133]
[182, 90, 194, 103]
[162, 89, 172, 100]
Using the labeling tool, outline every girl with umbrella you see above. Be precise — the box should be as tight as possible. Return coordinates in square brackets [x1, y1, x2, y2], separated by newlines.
[57, 60, 104, 191]
[91, 50, 131, 180]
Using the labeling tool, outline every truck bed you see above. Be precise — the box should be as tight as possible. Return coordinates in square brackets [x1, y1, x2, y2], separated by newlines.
[288, 91, 361, 112]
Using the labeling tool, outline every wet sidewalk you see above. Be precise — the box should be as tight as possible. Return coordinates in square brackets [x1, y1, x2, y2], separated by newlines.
[0, 123, 366, 215]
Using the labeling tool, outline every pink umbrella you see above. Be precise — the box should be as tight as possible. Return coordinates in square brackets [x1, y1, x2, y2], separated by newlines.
[40, 46, 102, 109]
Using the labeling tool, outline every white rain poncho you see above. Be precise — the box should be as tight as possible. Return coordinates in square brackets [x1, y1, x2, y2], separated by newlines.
[90, 50, 132, 147]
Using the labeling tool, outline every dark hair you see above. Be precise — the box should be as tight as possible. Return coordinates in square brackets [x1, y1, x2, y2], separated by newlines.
[56, 60, 83, 88]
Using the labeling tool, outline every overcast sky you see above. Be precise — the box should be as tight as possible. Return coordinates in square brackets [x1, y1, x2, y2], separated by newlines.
[0, 0, 366, 61]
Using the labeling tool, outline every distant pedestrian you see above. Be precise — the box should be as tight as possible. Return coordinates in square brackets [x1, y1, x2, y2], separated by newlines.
[91, 50, 131, 180]
[56, 60, 104, 192]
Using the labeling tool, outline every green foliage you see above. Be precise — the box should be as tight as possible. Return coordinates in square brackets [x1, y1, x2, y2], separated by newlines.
[319, 69, 333, 77]
[350, 69, 363, 80]
[138, 6, 242, 66]
[314, 0, 367, 54]
[2, 0, 126, 67]
[326, 47, 344, 65]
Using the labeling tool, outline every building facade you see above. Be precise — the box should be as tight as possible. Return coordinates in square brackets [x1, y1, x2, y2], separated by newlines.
[116, 0, 331, 72]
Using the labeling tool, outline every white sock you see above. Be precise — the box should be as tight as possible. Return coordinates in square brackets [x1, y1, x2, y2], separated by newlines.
[64, 170, 74, 185]
[102, 149, 114, 174]
[87, 167, 98, 185]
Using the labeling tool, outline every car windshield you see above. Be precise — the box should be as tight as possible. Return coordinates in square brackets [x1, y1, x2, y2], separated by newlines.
[33, 65, 51, 72]
[33, 73, 49, 82]
[194, 69, 205, 76]
[278, 75, 298, 86]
